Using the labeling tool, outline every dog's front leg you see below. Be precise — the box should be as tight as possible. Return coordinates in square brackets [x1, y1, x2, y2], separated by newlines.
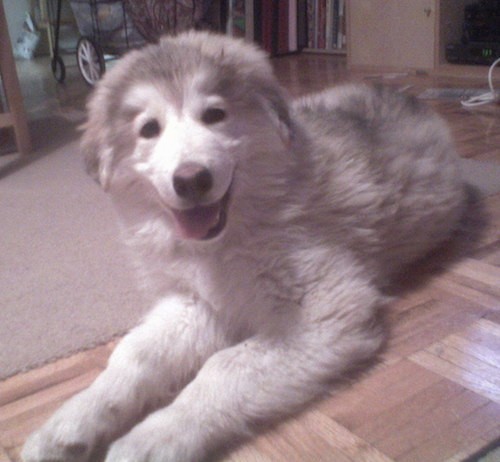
[105, 282, 384, 462]
[22, 295, 227, 462]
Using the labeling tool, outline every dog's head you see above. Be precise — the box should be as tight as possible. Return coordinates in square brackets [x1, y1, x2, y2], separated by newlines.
[82, 31, 294, 241]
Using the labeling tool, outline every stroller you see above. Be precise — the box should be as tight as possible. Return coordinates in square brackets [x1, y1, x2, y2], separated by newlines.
[51, 0, 217, 85]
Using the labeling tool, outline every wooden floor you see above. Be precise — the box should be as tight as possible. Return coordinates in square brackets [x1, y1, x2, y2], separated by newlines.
[1, 54, 499, 462]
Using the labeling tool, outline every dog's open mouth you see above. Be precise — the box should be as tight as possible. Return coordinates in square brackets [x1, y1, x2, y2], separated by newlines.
[171, 190, 230, 240]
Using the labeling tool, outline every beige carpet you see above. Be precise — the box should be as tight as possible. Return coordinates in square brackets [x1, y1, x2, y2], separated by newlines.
[0, 116, 146, 380]
[1, 116, 499, 381]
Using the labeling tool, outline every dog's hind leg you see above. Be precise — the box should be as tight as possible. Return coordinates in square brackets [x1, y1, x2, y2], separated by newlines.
[21, 295, 228, 462]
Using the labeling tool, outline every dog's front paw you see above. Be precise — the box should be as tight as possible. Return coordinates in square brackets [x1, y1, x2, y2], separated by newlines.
[21, 427, 91, 462]
[105, 412, 204, 462]
[106, 435, 186, 462]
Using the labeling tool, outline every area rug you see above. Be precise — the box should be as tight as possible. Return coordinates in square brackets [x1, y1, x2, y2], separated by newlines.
[0, 117, 147, 380]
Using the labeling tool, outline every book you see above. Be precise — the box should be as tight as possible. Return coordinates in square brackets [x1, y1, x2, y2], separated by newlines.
[305, 0, 346, 52]
[227, 0, 246, 37]
[233, 1, 305, 56]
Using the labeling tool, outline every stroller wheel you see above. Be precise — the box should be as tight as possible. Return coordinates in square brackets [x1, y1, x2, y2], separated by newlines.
[77, 37, 105, 85]
[51, 55, 66, 83]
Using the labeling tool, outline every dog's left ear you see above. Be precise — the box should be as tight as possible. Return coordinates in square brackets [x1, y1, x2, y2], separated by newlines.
[81, 88, 114, 190]
[260, 85, 294, 146]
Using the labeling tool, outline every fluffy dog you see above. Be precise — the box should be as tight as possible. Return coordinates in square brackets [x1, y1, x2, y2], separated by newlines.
[23, 32, 466, 462]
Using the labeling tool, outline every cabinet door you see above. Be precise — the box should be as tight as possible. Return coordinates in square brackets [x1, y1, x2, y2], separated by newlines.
[348, 0, 436, 69]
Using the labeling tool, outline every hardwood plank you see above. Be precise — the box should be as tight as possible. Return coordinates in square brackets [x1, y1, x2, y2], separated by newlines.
[354, 379, 465, 444]
[0, 369, 101, 448]
[226, 410, 394, 462]
[397, 402, 500, 462]
[375, 389, 489, 460]
[410, 349, 500, 403]
[320, 360, 442, 430]
[252, 412, 357, 462]
[442, 438, 492, 462]
[446, 258, 500, 298]
[457, 318, 500, 351]
[0, 344, 111, 407]
[443, 331, 500, 369]
[428, 341, 499, 383]
[293, 411, 393, 462]
[429, 276, 499, 310]
[385, 295, 486, 358]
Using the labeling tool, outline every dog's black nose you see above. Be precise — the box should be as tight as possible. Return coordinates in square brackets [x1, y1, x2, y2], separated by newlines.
[173, 162, 213, 201]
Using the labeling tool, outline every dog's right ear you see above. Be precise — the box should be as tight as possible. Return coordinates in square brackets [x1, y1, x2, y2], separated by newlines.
[81, 89, 114, 191]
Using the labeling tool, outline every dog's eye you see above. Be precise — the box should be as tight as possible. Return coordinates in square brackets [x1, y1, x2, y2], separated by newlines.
[139, 119, 161, 138]
[201, 108, 226, 125]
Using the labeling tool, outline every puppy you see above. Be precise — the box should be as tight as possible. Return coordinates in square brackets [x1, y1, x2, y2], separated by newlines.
[23, 31, 466, 462]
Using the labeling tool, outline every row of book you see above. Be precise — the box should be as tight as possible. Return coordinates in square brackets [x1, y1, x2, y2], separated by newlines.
[307, 0, 346, 51]
[227, 1, 306, 55]
[226, 0, 346, 56]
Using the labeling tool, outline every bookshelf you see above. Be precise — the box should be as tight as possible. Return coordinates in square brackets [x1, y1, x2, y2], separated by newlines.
[226, 1, 347, 56]
[227, 1, 304, 56]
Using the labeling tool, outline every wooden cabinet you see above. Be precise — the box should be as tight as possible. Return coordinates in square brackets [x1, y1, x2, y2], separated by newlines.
[0, 0, 31, 154]
[348, 0, 436, 69]
[347, 0, 485, 76]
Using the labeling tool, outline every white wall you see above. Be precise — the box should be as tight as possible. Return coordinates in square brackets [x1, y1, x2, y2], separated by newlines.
[4, 0, 31, 47]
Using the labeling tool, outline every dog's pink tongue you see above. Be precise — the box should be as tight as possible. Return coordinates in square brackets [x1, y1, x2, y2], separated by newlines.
[172, 203, 220, 240]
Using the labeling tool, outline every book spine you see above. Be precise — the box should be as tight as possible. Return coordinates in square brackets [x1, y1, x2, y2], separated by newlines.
[332, 0, 339, 49]
[261, 0, 279, 55]
[317, 0, 326, 49]
[231, 0, 246, 38]
[297, 0, 307, 49]
[337, 0, 345, 49]
[325, 0, 333, 49]
[254, 0, 262, 44]
[289, 0, 298, 52]
[245, 0, 254, 41]
[277, 0, 289, 54]
[306, 0, 315, 48]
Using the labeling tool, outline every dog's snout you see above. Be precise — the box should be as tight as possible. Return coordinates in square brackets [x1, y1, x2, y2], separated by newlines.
[173, 162, 213, 201]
